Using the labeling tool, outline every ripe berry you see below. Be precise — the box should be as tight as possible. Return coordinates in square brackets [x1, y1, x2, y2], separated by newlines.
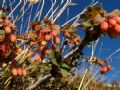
[5, 26, 11, 33]
[41, 40, 47, 46]
[100, 66, 107, 74]
[100, 21, 108, 31]
[45, 49, 51, 55]
[108, 18, 116, 26]
[10, 34, 17, 42]
[1, 43, 7, 53]
[54, 37, 60, 44]
[114, 24, 120, 34]
[4, 19, 11, 25]
[12, 68, 17, 76]
[17, 68, 22, 75]
[45, 35, 51, 41]
[113, 16, 120, 24]
[34, 54, 40, 62]
[106, 64, 112, 71]
[22, 69, 27, 76]
[51, 44, 56, 50]
[51, 30, 57, 37]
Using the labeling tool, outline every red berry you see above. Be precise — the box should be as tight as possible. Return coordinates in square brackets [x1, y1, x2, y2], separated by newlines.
[45, 49, 51, 55]
[1, 43, 7, 53]
[12, 68, 17, 76]
[100, 21, 108, 31]
[54, 37, 60, 45]
[22, 69, 27, 76]
[17, 68, 22, 75]
[106, 64, 112, 71]
[45, 35, 51, 41]
[5, 26, 11, 33]
[10, 34, 17, 42]
[100, 66, 107, 74]
[108, 18, 116, 26]
[34, 54, 40, 62]
[41, 40, 47, 46]
[114, 24, 120, 34]
[51, 44, 56, 50]
[113, 16, 120, 24]
[51, 30, 57, 37]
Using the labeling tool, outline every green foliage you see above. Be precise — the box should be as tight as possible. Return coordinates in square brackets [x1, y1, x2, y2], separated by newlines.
[60, 68, 69, 77]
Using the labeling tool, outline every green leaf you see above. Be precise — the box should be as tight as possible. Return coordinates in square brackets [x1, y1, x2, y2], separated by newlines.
[60, 68, 69, 77]
[0, 12, 6, 18]
[60, 62, 70, 69]
[68, 28, 77, 34]
[49, 51, 58, 66]
[49, 51, 61, 66]
[0, 30, 5, 35]
[82, 20, 92, 27]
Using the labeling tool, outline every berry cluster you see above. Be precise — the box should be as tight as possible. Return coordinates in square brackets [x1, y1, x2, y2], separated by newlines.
[100, 16, 120, 38]
[91, 57, 112, 74]
[0, 11, 17, 62]
[100, 64, 111, 74]
[12, 68, 27, 76]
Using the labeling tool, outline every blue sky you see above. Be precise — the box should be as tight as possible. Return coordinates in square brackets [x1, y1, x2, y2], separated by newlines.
[1, 0, 120, 82]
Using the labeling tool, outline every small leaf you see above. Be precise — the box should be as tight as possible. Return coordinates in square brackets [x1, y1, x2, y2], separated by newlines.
[68, 28, 77, 34]
[0, 30, 5, 35]
[60, 62, 70, 69]
[60, 68, 69, 77]
[49, 51, 61, 66]
[82, 20, 92, 27]
[72, 23, 80, 27]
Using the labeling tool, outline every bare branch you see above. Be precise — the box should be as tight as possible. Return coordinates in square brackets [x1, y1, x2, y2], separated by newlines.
[27, 74, 52, 90]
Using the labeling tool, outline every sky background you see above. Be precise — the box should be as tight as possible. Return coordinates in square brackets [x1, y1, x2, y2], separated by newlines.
[1, 0, 120, 82]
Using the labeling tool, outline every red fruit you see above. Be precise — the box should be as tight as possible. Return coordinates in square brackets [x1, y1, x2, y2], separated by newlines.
[45, 49, 51, 55]
[10, 34, 17, 42]
[51, 30, 57, 37]
[106, 65, 112, 71]
[5, 26, 11, 33]
[113, 16, 120, 24]
[114, 24, 120, 34]
[100, 21, 108, 31]
[12, 68, 17, 76]
[41, 40, 47, 46]
[17, 68, 22, 75]
[39, 30, 44, 38]
[108, 18, 116, 26]
[1, 44, 7, 53]
[51, 44, 56, 50]
[4, 19, 11, 25]
[45, 35, 51, 41]
[100, 66, 107, 74]
[107, 28, 118, 38]
[54, 37, 60, 44]
[34, 54, 40, 62]
[22, 69, 27, 76]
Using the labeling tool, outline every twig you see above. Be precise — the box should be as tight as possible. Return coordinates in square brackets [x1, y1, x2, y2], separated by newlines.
[9, 0, 22, 17]
[27, 74, 52, 90]
[38, 0, 45, 21]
